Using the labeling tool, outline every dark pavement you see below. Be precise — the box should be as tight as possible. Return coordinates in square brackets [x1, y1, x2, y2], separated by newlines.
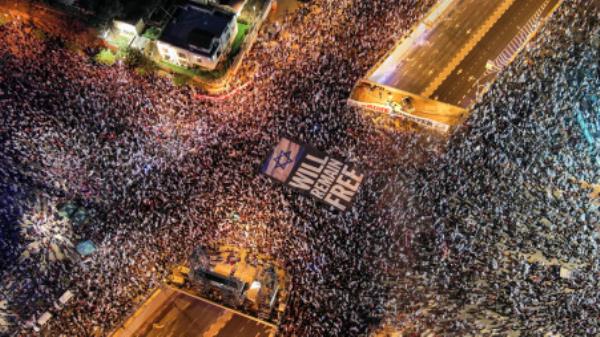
[432, 0, 561, 108]
[368, 0, 503, 94]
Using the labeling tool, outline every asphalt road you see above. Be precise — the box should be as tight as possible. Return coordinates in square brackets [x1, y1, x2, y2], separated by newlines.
[432, 0, 561, 107]
[368, 0, 504, 94]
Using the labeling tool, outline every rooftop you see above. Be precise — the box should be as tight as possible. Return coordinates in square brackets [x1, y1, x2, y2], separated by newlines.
[159, 3, 235, 57]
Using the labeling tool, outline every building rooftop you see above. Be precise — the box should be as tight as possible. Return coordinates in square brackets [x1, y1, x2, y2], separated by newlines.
[159, 3, 235, 57]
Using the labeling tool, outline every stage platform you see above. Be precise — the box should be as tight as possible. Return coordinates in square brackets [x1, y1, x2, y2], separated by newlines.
[111, 286, 276, 337]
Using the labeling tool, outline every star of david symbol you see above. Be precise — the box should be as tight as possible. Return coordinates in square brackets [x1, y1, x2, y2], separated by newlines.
[273, 150, 294, 170]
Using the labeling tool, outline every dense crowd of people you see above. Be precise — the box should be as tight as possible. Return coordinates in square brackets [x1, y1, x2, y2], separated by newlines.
[0, 0, 598, 336]
[383, 1, 600, 335]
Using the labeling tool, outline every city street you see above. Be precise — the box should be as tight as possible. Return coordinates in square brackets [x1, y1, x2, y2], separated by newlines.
[368, 0, 504, 94]
[432, 0, 561, 107]
[366, 0, 562, 109]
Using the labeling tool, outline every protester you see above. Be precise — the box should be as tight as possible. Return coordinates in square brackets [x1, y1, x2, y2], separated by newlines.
[0, 0, 598, 336]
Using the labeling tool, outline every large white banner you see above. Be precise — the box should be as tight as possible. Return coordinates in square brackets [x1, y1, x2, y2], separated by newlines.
[261, 138, 364, 211]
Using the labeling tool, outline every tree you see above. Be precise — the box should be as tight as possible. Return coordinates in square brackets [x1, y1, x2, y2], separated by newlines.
[94, 49, 116, 66]
[124, 48, 156, 73]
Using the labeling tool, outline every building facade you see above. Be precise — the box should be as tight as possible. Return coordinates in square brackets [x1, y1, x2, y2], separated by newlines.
[110, 18, 145, 46]
[156, 3, 237, 70]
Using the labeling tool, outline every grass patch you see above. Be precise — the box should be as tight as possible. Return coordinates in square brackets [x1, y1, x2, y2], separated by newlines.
[195, 65, 227, 80]
[172, 73, 192, 86]
[115, 48, 129, 59]
[159, 60, 224, 81]
[134, 67, 147, 76]
[160, 61, 199, 78]
[231, 21, 250, 56]
[142, 26, 161, 40]
[94, 49, 116, 66]
[107, 34, 132, 50]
